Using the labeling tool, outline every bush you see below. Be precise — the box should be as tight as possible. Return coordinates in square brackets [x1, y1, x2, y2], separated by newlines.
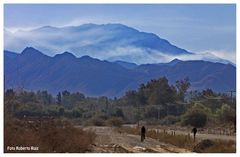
[84, 118, 106, 126]
[181, 111, 207, 128]
[181, 103, 209, 128]
[107, 117, 123, 127]
[216, 104, 236, 124]
[92, 118, 106, 126]
[84, 112, 109, 126]
[4, 118, 96, 153]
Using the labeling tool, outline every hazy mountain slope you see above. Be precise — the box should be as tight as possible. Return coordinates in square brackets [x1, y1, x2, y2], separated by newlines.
[5, 23, 192, 64]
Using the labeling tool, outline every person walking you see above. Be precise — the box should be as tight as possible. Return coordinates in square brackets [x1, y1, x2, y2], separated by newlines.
[141, 126, 146, 142]
[192, 127, 197, 141]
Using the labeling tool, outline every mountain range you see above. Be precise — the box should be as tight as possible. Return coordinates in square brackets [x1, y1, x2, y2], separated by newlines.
[4, 47, 236, 97]
[4, 23, 232, 64]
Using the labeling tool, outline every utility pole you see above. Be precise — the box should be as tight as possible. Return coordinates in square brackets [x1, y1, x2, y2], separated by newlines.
[166, 104, 168, 124]
[227, 90, 236, 103]
[137, 103, 140, 127]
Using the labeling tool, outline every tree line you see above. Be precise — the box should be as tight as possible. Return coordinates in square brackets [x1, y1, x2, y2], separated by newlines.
[4, 77, 236, 128]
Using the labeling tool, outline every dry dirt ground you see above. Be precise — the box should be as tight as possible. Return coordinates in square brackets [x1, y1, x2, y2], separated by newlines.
[82, 126, 191, 153]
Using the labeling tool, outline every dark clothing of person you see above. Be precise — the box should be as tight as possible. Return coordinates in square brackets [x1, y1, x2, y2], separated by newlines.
[141, 126, 146, 134]
[192, 127, 197, 141]
[141, 126, 146, 142]
[192, 127, 197, 135]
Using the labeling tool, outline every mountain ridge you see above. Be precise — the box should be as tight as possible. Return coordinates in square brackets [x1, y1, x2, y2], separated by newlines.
[4, 48, 236, 97]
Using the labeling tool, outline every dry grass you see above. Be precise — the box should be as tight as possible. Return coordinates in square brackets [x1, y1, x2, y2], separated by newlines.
[146, 129, 195, 149]
[118, 126, 235, 153]
[4, 117, 96, 153]
[107, 117, 123, 127]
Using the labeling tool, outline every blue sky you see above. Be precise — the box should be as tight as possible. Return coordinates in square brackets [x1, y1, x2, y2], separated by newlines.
[4, 4, 236, 57]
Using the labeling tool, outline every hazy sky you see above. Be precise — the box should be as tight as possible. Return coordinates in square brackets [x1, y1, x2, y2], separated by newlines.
[4, 4, 236, 54]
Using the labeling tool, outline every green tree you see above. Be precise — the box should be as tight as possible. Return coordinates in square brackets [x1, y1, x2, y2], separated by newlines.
[57, 92, 62, 105]
[176, 77, 190, 101]
[71, 92, 85, 104]
[125, 90, 139, 106]
[4, 89, 18, 114]
[216, 104, 236, 125]
[202, 88, 214, 96]
[181, 102, 209, 128]
[144, 77, 177, 105]
[115, 108, 124, 118]
[62, 90, 71, 107]
[138, 84, 147, 105]
[37, 90, 53, 105]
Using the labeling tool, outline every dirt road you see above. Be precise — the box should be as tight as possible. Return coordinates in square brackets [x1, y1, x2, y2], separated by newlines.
[124, 125, 236, 141]
[82, 126, 191, 153]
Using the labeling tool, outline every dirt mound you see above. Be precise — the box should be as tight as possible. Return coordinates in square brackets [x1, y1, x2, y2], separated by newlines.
[193, 139, 214, 152]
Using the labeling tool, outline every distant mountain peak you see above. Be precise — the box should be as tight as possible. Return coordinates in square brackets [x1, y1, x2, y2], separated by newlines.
[21, 47, 45, 56]
[170, 58, 182, 62]
[62, 51, 75, 56]
[103, 23, 134, 28]
[77, 23, 98, 28]
[169, 58, 182, 64]
[80, 55, 92, 59]
[54, 51, 76, 59]
[35, 25, 58, 31]
[40, 25, 57, 29]
[78, 55, 106, 64]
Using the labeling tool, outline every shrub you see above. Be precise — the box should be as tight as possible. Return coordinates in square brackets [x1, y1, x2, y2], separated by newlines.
[181, 103, 209, 128]
[92, 118, 106, 126]
[84, 117, 106, 126]
[181, 111, 207, 128]
[4, 118, 96, 153]
[84, 112, 108, 126]
[107, 117, 123, 127]
[216, 104, 236, 125]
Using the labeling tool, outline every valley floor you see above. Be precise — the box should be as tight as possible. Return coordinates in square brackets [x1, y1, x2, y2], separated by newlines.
[79, 126, 235, 153]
